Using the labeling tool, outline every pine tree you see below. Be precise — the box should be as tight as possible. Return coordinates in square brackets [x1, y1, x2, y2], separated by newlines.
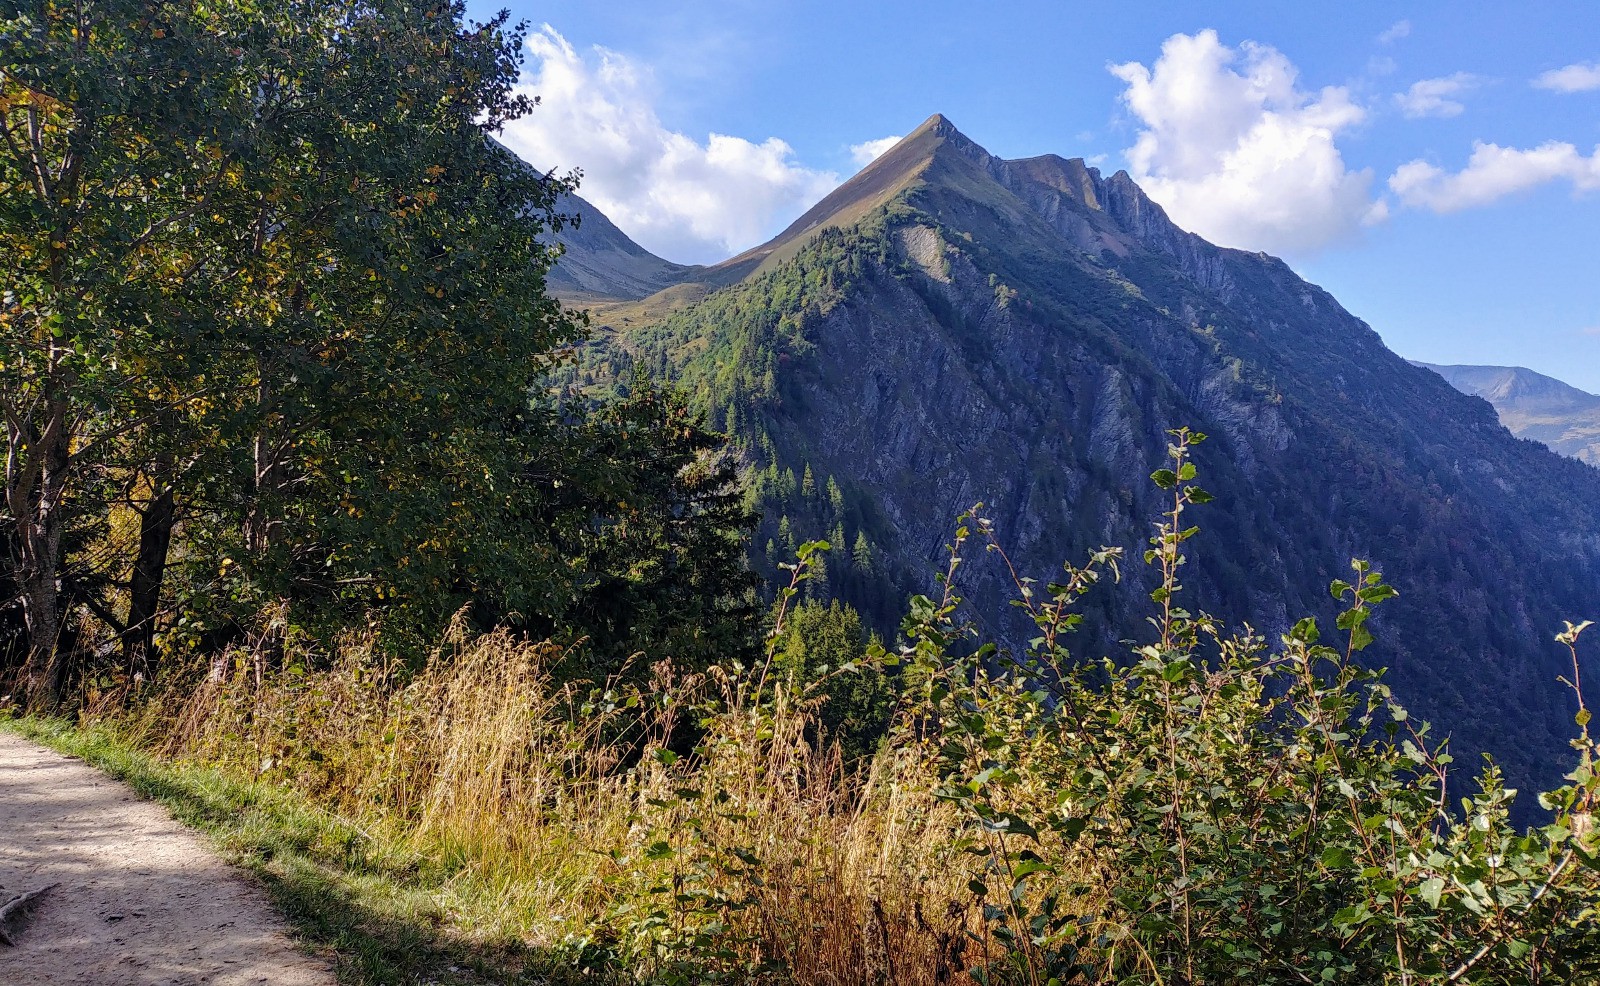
[826, 477, 845, 519]
[808, 553, 830, 600]
[853, 531, 875, 574]
[801, 463, 817, 499]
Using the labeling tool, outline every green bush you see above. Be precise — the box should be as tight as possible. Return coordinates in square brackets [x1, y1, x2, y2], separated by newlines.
[888, 429, 1600, 984]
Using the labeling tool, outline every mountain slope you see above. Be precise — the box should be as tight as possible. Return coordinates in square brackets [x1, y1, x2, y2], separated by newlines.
[575, 114, 1600, 807]
[1418, 362, 1600, 465]
[543, 190, 699, 302]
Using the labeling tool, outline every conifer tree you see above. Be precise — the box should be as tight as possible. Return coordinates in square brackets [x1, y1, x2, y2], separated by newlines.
[826, 476, 845, 519]
[852, 531, 875, 574]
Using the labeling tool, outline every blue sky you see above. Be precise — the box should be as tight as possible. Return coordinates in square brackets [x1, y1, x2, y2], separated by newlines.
[467, 0, 1600, 392]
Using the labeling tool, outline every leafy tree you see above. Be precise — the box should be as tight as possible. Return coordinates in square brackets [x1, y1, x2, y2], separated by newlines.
[2, 0, 583, 698]
[1, 0, 263, 700]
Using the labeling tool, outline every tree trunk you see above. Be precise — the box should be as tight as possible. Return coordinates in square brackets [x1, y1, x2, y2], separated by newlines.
[15, 401, 73, 708]
[20, 566, 65, 707]
[122, 459, 177, 679]
[245, 366, 288, 670]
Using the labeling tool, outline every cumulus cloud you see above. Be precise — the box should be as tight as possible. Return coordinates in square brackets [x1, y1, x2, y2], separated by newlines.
[1109, 30, 1383, 257]
[1395, 74, 1480, 118]
[1389, 141, 1600, 212]
[1377, 20, 1411, 45]
[850, 135, 903, 168]
[497, 27, 838, 263]
[1534, 62, 1600, 93]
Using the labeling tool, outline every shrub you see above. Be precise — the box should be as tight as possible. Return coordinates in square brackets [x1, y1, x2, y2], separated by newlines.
[896, 429, 1600, 983]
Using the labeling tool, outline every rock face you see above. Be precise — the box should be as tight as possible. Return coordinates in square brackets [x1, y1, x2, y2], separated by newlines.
[1417, 362, 1600, 466]
[563, 114, 1600, 809]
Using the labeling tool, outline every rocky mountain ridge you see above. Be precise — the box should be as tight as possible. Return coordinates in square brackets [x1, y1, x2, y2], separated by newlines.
[551, 114, 1600, 810]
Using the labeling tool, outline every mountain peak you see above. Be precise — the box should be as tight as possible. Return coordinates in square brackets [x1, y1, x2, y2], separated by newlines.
[708, 113, 991, 278]
[909, 112, 959, 138]
[1418, 362, 1600, 414]
[905, 112, 994, 166]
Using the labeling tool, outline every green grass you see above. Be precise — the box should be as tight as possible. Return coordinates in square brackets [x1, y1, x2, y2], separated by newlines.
[1, 716, 598, 986]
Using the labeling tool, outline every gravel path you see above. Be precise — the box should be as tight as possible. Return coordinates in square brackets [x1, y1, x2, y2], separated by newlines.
[0, 731, 334, 985]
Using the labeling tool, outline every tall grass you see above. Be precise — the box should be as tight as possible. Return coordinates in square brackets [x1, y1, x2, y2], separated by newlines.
[84, 620, 986, 983]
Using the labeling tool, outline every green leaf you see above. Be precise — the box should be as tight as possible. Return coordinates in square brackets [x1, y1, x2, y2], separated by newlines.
[1291, 618, 1321, 644]
[1150, 468, 1177, 490]
[1012, 859, 1053, 884]
[1419, 877, 1445, 908]
[1357, 584, 1398, 605]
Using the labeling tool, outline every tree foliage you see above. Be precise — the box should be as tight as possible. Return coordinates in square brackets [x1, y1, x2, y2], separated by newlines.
[1, 0, 758, 701]
[771, 595, 895, 760]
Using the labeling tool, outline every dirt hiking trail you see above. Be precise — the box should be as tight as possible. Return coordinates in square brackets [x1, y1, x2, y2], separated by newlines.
[0, 731, 334, 985]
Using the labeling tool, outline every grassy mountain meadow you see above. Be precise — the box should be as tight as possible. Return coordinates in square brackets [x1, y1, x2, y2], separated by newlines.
[6, 4, 1600, 983]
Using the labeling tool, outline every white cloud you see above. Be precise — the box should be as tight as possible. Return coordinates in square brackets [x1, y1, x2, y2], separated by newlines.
[1395, 73, 1480, 118]
[497, 26, 838, 264]
[850, 135, 903, 168]
[1534, 62, 1600, 93]
[1389, 141, 1600, 212]
[1367, 55, 1399, 77]
[1377, 20, 1411, 45]
[1109, 30, 1383, 257]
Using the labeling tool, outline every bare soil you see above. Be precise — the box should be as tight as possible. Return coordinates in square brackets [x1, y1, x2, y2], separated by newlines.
[0, 731, 334, 985]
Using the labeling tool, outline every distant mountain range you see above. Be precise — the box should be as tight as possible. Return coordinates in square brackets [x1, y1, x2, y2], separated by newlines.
[1416, 362, 1600, 466]
[545, 113, 1600, 809]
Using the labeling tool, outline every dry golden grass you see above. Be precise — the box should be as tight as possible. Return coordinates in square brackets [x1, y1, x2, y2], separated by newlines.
[86, 626, 994, 983]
